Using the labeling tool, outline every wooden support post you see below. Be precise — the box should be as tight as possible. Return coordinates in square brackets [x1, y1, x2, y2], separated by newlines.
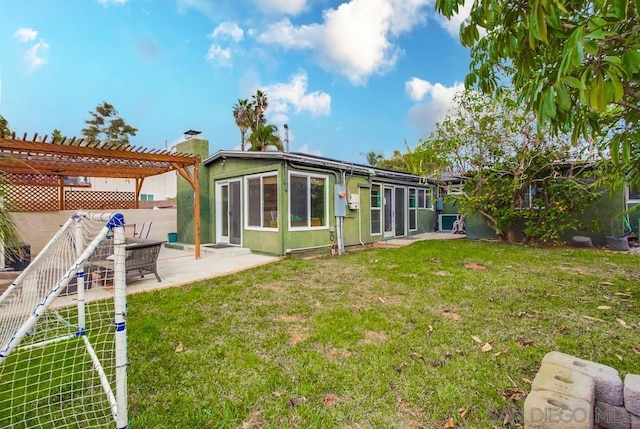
[58, 176, 65, 210]
[135, 178, 144, 209]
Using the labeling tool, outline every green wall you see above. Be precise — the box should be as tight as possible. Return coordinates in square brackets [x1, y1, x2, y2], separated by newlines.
[202, 156, 437, 255]
[175, 138, 210, 244]
[464, 187, 627, 245]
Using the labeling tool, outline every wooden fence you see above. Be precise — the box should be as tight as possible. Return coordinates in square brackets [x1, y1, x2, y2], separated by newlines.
[1, 174, 136, 211]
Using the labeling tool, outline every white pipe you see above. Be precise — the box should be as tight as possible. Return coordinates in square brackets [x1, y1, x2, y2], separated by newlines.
[285, 243, 332, 253]
[112, 221, 128, 429]
[357, 187, 364, 245]
[84, 335, 118, 421]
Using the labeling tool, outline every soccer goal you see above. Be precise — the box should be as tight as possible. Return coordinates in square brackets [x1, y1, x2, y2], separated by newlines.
[0, 211, 128, 429]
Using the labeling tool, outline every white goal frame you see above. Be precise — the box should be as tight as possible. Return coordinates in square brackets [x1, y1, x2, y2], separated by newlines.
[0, 211, 128, 429]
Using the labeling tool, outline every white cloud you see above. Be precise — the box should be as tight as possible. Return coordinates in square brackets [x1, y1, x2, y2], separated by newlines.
[406, 80, 464, 135]
[176, 0, 216, 19]
[257, 0, 432, 85]
[14, 28, 38, 42]
[405, 77, 431, 101]
[295, 143, 322, 156]
[210, 21, 244, 42]
[256, 0, 307, 15]
[97, 0, 128, 4]
[263, 72, 331, 124]
[25, 40, 49, 71]
[436, 0, 473, 38]
[205, 44, 232, 66]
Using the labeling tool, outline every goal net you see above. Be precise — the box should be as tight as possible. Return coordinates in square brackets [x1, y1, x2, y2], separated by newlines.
[0, 211, 128, 429]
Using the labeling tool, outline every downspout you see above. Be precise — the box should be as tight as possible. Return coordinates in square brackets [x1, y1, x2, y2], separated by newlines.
[357, 185, 364, 245]
[337, 171, 346, 255]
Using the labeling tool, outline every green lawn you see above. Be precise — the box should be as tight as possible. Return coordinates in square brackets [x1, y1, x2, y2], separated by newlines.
[127, 240, 640, 428]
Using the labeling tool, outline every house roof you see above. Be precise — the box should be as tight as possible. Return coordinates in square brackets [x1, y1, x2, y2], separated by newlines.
[0, 133, 200, 179]
[204, 150, 434, 185]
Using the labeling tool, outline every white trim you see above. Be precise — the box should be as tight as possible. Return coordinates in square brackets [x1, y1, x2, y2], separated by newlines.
[370, 183, 382, 236]
[408, 187, 417, 232]
[244, 172, 279, 231]
[288, 171, 330, 230]
[626, 184, 640, 204]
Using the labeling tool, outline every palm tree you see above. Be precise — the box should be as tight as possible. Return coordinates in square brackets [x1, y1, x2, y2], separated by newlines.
[247, 124, 283, 152]
[251, 90, 268, 130]
[232, 99, 254, 151]
[0, 117, 24, 262]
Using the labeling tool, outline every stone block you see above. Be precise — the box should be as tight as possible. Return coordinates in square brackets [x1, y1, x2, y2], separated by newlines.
[543, 351, 624, 406]
[595, 400, 631, 429]
[532, 362, 596, 403]
[524, 390, 592, 429]
[631, 414, 640, 429]
[625, 374, 640, 416]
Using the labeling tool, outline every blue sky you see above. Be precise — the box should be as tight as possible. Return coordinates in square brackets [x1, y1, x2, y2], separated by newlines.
[0, 0, 472, 163]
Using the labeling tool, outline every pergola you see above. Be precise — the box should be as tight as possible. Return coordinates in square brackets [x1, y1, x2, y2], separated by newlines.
[0, 133, 202, 259]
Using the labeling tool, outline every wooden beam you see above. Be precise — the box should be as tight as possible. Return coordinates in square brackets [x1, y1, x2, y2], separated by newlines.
[58, 176, 65, 210]
[194, 162, 201, 260]
[135, 178, 144, 209]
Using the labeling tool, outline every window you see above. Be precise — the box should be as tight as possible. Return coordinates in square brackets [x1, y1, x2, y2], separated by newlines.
[140, 194, 154, 201]
[417, 188, 432, 209]
[289, 173, 327, 228]
[370, 184, 382, 235]
[409, 188, 417, 231]
[628, 184, 640, 202]
[246, 174, 278, 229]
[516, 184, 545, 209]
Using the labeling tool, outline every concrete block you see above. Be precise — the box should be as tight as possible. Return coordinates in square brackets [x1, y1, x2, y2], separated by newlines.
[524, 390, 592, 429]
[543, 351, 624, 406]
[595, 400, 631, 429]
[532, 362, 596, 403]
[625, 374, 640, 416]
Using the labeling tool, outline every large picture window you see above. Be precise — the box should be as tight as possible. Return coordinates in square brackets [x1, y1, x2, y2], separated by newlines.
[289, 173, 327, 228]
[371, 184, 382, 235]
[246, 174, 278, 229]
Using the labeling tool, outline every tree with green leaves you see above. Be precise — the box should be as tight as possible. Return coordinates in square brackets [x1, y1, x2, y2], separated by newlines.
[51, 129, 63, 143]
[362, 151, 385, 167]
[251, 90, 268, 130]
[0, 115, 11, 138]
[419, 89, 602, 243]
[247, 124, 283, 152]
[81, 102, 137, 146]
[0, 114, 24, 259]
[232, 99, 254, 151]
[435, 0, 640, 182]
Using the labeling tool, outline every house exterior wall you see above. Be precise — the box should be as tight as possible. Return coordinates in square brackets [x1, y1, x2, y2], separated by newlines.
[186, 152, 436, 255]
[464, 187, 626, 245]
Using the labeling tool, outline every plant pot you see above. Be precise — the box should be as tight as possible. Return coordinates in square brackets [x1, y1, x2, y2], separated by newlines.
[606, 236, 629, 251]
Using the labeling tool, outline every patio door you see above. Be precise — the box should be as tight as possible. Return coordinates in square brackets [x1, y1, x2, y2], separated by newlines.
[383, 186, 394, 238]
[394, 187, 406, 237]
[216, 180, 242, 245]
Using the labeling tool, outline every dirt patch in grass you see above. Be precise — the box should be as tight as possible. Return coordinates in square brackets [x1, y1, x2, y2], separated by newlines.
[257, 282, 285, 292]
[464, 262, 487, 270]
[275, 314, 304, 323]
[360, 330, 388, 344]
[288, 327, 309, 344]
[241, 406, 264, 429]
[323, 393, 340, 408]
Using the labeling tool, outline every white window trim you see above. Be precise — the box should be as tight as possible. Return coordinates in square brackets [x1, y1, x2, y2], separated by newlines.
[244, 172, 279, 231]
[627, 184, 640, 203]
[370, 183, 383, 236]
[408, 187, 418, 231]
[288, 171, 330, 230]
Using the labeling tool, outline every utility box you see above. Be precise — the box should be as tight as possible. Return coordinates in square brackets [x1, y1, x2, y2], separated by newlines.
[348, 193, 360, 210]
[334, 184, 347, 217]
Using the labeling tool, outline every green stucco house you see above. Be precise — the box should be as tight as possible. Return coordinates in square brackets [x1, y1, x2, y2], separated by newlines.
[175, 138, 438, 255]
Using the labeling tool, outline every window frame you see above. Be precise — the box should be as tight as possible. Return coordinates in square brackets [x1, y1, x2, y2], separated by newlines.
[244, 172, 279, 231]
[627, 184, 640, 203]
[370, 183, 383, 236]
[288, 171, 329, 230]
[408, 187, 417, 231]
